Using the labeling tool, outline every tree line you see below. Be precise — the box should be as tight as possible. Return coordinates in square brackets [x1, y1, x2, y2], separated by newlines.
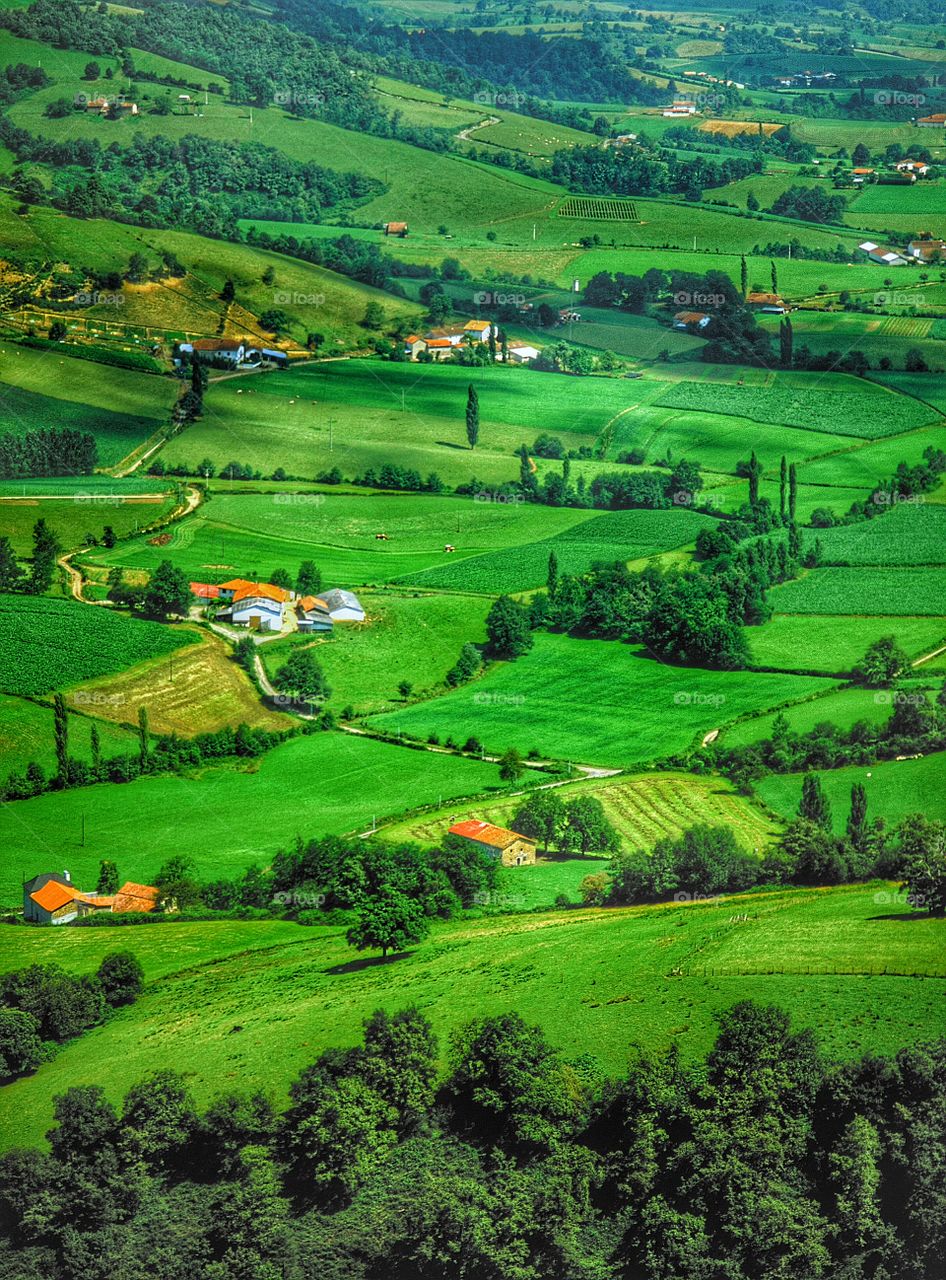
[0, 997, 943, 1278]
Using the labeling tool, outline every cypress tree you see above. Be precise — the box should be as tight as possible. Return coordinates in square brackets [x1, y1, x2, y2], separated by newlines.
[800, 773, 832, 830]
[740, 254, 748, 299]
[547, 550, 559, 600]
[53, 693, 68, 784]
[847, 783, 869, 852]
[138, 706, 150, 772]
[465, 384, 480, 450]
[771, 259, 779, 295]
[789, 462, 798, 523]
[779, 455, 788, 524]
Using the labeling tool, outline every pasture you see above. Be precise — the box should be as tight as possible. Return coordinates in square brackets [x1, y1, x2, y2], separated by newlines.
[0, 694, 136, 779]
[0, 346, 178, 467]
[756, 753, 946, 831]
[368, 631, 835, 766]
[0, 597, 196, 697]
[0, 492, 176, 556]
[747, 614, 946, 674]
[721, 685, 901, 748]
[397, 506, 715, 594]
[1, 884, 942, 1151]
[82, 491, 598, 587]
[0, 731, 503, 906]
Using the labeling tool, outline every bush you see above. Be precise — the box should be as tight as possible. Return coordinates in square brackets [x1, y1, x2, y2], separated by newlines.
[97, 952, 145, 1007]
[0, 1008, 45, 1079]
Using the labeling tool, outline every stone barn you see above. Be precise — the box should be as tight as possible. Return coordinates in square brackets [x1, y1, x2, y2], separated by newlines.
[448, 819, 537, 867]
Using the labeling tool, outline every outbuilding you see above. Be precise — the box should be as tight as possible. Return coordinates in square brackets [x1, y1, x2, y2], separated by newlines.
[448, 820, 537, 867]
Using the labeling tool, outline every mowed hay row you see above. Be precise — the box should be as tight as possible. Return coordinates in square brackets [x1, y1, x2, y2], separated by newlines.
[700, 120, 782, 137]
[594, 775, 778, 852]
[66, 631, 293, 736]
[558, 197, 639, 221]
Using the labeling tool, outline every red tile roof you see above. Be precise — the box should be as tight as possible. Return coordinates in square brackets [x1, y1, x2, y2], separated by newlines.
[192, 339, 243, 352]
[219, 578, 256, 592]
[30, 881, 76, 913]
[113, 882, 160, 914]
[232, 582, 290, 604]
[449, 819, 532, 849]
[298, 595, 329, 612]
[190, 582, 222, 599]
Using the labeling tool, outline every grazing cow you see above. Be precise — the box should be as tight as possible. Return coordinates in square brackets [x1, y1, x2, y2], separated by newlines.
[443, 544, 455, 553]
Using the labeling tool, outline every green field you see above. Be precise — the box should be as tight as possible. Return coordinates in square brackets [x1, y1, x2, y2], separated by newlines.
[0, 346, 178, 466]
[0, 492, 176, 555]
[369, 631, 835, 766]
[397, 506, 716, 593]
[756, 753, 946, 831]
[722, 684, 903, 747]
[747, 614, 946, 673]
[769, 567, 946, 616]
[0, 597, 196, 697]
[82, 491, 599, 587]
[654, 376, 936, 440]
[1, 884, 941, 1151]
[261, 590, 493, 713]
[0, 730, 502, 906]
[815, 503, 946, 566]
[0, 693, 136, 778]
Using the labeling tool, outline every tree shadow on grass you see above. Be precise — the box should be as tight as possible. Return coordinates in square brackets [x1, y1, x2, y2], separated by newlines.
[324, 952, 415, 976]
[869, 910, 938, 922]
[435, 440, 475, 451]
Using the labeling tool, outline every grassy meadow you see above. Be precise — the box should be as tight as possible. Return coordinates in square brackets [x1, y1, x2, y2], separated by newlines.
[0, 731, 504, 906]
[1, 884, 942, 1151]
[369, 631, 835, 766]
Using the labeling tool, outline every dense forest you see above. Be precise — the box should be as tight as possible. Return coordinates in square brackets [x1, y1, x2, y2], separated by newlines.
[0, 1000, 943, 1279]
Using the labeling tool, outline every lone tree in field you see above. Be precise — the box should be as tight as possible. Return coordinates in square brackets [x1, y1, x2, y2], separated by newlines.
[779, 455, 788, 523]
[799, 773, 832, 831]
[138, 706, 149, 772]
[485, 595, 534, 659]
[498, 747, 524, 782]
[465, 384, 480, 450]
[273, 649, 330, 709]
[747, 451, 762, 507]
[346, 887, 430, 959]
[853, 635, 908, 687]
[143, 560, 190, 620]
[788, 461, 798, 524]
[546, 549, 559, 600]
[740, 254, 748, 299]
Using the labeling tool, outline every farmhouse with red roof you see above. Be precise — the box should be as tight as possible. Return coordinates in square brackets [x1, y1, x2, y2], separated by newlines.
[448, 819, 537, 866]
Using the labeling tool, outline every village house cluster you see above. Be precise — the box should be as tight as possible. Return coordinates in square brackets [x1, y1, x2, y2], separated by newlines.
[189, 578, 365, 634]
[23, 871, 162, 926]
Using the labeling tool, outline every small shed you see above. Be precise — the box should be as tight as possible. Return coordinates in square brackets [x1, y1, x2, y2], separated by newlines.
[320, 589, 365, 622]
